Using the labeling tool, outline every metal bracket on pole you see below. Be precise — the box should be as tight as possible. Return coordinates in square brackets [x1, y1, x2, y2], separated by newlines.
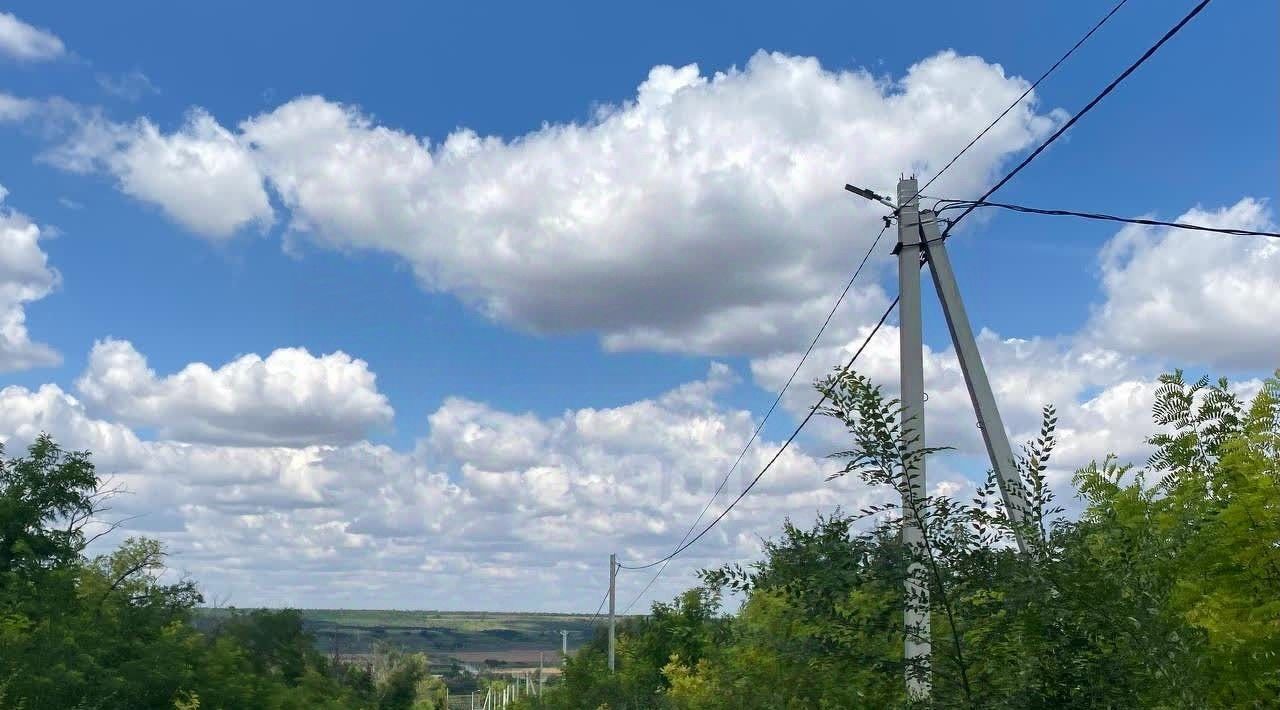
[917, 210, 1031, 554]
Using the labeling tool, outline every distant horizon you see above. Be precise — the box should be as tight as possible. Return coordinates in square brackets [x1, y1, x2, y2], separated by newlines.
[195, 606, 629, 616]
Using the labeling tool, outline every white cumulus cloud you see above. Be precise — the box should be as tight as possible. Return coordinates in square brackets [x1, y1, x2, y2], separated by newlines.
[75, 339, 393, 447]
[0, 365, 870, 610]
[0, 187, 60, 372]
[1090, 198, 1280, 370]
[752, 321, 1149, 472]
[50, 109, 273, 238]
[55, 50, 1057, 355]
[0, 12, 64, 62]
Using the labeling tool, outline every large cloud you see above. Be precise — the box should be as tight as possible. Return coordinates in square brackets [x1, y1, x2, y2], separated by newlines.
[75, 339, 393, 447]
[0, 187, 60, 371]
[1090, 198, 1279, 370]
[0, 364, 869, 610]
[56, 50, 1057, 355]
[0, 12, 64, 62]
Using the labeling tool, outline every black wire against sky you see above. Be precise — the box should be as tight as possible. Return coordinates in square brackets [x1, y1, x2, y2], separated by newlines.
[906, 0, 1130, 205]
[586, 585, 610, 624]
[618, 223, 892, 613]
[618, 296, 899, 572]
[932, 199, 1280, 239]
[942, 0, 1214, 238]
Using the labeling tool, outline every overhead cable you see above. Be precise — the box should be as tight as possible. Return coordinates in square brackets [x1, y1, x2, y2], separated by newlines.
[943, 0, 1214, 237]
[908, 0, 1130, 204]
[585, 586, 611, 626]
[931, 198, 1280, 239]
[618, 222, 892, 612]
[618, 295, 899, 572]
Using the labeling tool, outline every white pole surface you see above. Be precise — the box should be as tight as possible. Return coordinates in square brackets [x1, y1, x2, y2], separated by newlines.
[896, 178, 932, 700]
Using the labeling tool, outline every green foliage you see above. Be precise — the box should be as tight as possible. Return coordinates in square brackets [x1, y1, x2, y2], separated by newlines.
[0, 434, 97, 576]
[370, 644, 448, 710]
[533, 588, 724, 709]
[0, 434, 450, 710]
[538, 369, 1280, 709]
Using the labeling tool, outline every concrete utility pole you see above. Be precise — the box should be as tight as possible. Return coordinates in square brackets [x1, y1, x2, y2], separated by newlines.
[896, 178, 932, 701]
[608, 553, 617, 673]
[560, 629, 568, 657]
[539, 651, 545, 695]
[871, 177, 1040, 701]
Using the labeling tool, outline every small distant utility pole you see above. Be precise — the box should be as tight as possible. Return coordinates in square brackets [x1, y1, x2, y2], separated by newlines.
[608, 553, 617, 673]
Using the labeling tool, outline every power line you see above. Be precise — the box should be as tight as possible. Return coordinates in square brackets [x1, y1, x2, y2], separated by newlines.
[618, 222, 892, 613]
[585, 585, 610, 626]
[618, 295, 899, 572]
[942, 0, 1214, 238]
[931, 198, 1280, 239]
[612, 0, 1213, 605]
[909, 0, 1130, 203]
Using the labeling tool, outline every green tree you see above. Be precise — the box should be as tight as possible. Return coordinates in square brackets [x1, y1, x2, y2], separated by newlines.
[0, 434, 377, 709]
[0, 435, 98, 576]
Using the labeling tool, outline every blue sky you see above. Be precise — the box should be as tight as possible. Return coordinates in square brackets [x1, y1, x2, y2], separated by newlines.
[0, 1, 1276, 610]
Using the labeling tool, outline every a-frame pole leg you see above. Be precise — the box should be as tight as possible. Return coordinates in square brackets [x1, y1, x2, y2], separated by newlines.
[918, 210, 1031, 553]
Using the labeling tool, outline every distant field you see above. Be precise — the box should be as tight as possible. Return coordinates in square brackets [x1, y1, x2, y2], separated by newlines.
[196, 608, 606, 662]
